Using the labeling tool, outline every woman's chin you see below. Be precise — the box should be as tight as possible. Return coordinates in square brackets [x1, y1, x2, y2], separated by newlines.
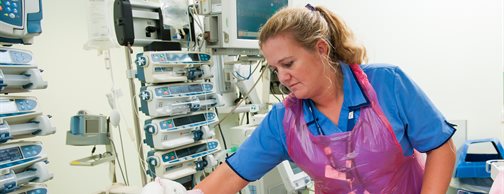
[291, 91, 308, 99]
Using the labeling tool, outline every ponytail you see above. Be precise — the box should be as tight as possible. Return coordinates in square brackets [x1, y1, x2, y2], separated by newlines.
[315, 6, 367, 65]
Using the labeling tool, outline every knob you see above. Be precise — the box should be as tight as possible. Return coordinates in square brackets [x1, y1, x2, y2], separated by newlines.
[144, 124, 157, 134]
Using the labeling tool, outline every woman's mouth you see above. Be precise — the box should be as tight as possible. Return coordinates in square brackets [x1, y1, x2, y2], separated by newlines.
[288, 83, 299, 89]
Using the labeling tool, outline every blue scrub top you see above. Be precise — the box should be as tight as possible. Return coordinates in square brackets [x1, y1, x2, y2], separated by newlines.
[226, 63, 456, 182]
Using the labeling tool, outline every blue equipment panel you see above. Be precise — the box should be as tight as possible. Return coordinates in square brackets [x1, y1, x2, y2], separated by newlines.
[0, 143, 42, 170]
[21, 144, 42, 158]
[0, 0, 23, 27]
[14, 99, 37, 112]
[0, 0, 42, 44]
[27, 188, 48, 194]
[0, 98, 37, 117]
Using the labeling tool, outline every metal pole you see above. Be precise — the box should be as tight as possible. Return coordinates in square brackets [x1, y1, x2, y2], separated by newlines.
[123, 47, 147, 185]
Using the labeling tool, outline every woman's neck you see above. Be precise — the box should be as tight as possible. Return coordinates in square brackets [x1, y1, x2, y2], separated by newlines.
[312, 68, 344, 109]
[311, 86, 344, 126]
[312, 88, 343, 109]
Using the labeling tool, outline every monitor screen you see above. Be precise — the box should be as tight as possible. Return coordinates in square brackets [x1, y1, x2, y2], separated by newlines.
[236, 0, 288, 40]
[173, 114, 206, 127]
[176, 143, 208, 158]
[168, 84, 203, 94]
[86, 119, 100, 133]
[165, 53, 200, 62]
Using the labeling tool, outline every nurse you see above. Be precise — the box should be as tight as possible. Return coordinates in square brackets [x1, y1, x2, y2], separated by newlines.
[194, 4, 456, 194]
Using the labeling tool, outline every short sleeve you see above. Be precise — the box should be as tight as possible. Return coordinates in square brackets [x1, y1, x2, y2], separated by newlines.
[392, 67, 456, 152]
[225, 104, 289, 181]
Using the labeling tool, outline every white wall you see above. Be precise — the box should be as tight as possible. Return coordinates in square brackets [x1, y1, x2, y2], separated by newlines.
[293, 0, 504, 141]
[11, 0, 503, 193]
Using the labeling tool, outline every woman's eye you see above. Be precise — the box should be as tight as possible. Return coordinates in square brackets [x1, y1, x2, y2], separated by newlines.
[283, 61, 293, 68]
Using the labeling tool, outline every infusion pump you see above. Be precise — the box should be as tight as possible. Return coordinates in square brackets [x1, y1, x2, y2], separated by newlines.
[135, 51, 213, 84]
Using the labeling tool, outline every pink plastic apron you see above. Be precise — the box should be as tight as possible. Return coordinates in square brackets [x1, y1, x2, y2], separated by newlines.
[283, 64, 424, 194]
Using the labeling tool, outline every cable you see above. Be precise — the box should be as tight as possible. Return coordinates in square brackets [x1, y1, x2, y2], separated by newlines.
[214, 108, 228, 152]
[104, 49, 151, 183]
[112, 92, 149, 178]
[188, 3, 204, 51]
[215, 62, 267, 126]
[116, 124, 130, 185]
[279, 83, 289, 99]
[136, 141, 149, 177]
[109, 137, 129, 185]
[104, 50, 131, 185]
[188, 4, 203, 32]
[116, 104, 149, 179]
[188, 4, 203, 52]
[270, 87, 282, 103]
[232, 59, 262, 81]
[232, 62, 252, 80]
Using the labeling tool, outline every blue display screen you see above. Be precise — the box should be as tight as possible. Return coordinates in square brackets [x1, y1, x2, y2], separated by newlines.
[236, 0, 288, 40]
[0, 147, 22, 162]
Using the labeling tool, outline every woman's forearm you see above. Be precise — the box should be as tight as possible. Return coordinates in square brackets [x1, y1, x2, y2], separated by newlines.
[420, 139, 456, 194]
[195, 162, 249, 194]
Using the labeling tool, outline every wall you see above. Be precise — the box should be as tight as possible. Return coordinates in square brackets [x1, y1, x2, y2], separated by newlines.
[13, 0, 503, 193]
[293, 0, 504, 141]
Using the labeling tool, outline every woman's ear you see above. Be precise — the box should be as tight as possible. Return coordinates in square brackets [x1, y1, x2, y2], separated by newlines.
[316, 39, 329, 56]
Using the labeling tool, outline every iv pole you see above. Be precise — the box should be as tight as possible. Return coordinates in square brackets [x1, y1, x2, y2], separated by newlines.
[123, 46, 148, 185]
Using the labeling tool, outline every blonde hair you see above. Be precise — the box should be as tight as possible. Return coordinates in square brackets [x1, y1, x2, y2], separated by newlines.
[259, 6, 367, 66]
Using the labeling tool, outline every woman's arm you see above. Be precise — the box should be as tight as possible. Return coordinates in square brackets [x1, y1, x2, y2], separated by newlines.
[194, 162, 249, 194]
[420, 139, 456, 194]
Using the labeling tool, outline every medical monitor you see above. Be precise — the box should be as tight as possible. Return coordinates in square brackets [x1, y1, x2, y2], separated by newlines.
[206, 0, 290, 51]
[278, 160, 311, 193]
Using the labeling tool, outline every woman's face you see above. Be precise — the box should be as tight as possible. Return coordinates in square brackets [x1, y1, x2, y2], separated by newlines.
[262, 33, 333, 99]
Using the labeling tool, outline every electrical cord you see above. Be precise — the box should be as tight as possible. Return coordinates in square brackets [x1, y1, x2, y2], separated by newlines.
[215, 62, 267, 126]
[114, 92, 149, 179]
[116, 124, 130, 185]
[214, 108, 229, 156]
[104, 50, 130, 185]
[213, 63, 268, 164]
[109, 137, 129, 186]
[188, 3, 204, 51]
[232, 59, 262, 81]
[270, 87, 282, 103]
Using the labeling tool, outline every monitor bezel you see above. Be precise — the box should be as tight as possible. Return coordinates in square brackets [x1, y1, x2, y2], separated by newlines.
[277, 160, 311, 192]
[219, 0, 291, 49]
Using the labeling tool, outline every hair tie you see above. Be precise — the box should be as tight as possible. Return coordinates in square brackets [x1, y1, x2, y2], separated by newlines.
[305, 3, 316, 11]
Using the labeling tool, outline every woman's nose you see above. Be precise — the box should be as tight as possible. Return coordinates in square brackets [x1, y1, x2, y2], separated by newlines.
[277, 69, 291, 83]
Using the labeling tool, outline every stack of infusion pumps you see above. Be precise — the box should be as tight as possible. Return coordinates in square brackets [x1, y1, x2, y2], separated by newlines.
[0, 0, 55, 193]
[135, 51, 221, 186]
